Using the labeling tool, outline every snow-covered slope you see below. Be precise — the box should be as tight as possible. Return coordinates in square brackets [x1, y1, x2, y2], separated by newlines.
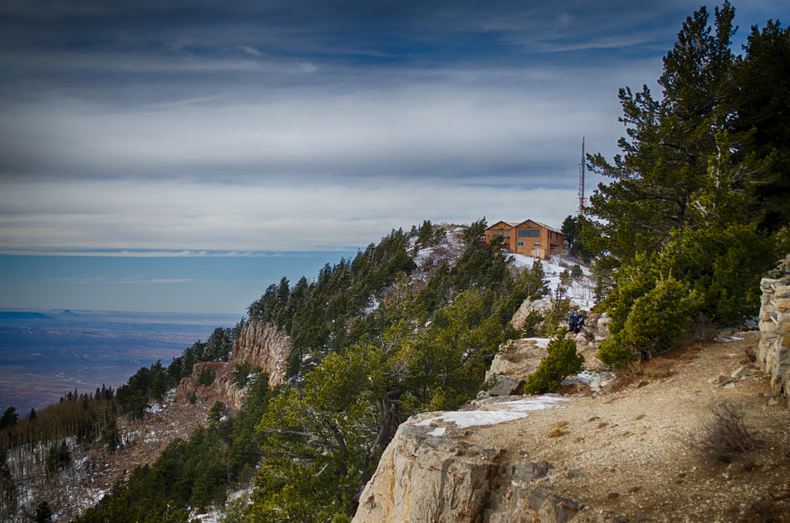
[509, 253, 596, 310]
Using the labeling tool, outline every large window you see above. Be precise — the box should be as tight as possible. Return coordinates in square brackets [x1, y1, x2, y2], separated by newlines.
[518, 229, 540, 238]
[492, 231, 510, 239]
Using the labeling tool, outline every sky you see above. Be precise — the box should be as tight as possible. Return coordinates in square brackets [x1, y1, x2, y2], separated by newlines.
[1, 0, 788, 314]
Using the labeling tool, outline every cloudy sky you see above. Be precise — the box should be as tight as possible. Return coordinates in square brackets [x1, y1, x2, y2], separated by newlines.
[0, 0, 787, 313]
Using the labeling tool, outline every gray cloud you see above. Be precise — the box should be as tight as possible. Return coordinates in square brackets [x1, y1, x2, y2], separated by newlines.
[1, 0, 787, 253]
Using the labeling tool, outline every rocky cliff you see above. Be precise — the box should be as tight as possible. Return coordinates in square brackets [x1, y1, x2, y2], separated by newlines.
[352, 410, 583, 523]
[178, 319, 292, 411]
[231, 319, 291, 387]
[352, 331, 790, 522]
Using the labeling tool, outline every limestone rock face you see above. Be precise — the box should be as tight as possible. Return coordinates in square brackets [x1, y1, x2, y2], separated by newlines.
[352, 415, 582, 523]
[231, 319, 291, 387]
[509, 297, 552, 331]
[175, 320, 291, 411]
[484, 338, 549, 395]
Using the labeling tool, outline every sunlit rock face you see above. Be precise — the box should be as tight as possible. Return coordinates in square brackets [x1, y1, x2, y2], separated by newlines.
[352, 412, 581, 523]
[231, 319, 291, 387]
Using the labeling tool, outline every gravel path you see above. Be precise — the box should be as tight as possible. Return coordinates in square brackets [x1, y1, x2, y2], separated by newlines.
[463, 331, 790, 522]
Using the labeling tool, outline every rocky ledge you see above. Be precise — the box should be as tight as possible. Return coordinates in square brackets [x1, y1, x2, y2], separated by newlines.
[353, 331, 790, 522]
[353, 405, 584, 523]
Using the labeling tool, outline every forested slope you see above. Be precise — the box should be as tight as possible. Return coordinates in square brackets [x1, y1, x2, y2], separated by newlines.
[65, 221, 550, 523]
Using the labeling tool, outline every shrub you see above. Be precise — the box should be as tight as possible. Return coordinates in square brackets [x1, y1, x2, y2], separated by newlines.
[197, 366, 215, 387]
[688, 402, 760, 470]
[523, 330, 584, 394]
[598, 274, 698, 368]
[233, 362, 252, 388]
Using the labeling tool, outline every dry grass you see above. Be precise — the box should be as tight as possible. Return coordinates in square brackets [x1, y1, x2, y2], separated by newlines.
[607, 358, 674, 392]
[686, 312, 719, 343]
[688, 402, 762, 470]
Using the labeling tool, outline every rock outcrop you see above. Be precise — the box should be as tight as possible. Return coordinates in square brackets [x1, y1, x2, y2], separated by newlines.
[352, 413, 582, 523]
[231, 319, 291, 387]
[757, 254, 790, 400]
[484, 338, 549, 395]
[509, 297, 552, 331]
[177, 319, 292, 410]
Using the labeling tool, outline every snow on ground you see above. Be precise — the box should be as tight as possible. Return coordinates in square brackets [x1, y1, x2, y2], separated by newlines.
[509, 253, 596, 311]
[417, 410, 533, 429]
[417, 396, 569, 430]
[363, 296, 380, 315]
[529, 338, 552, 349]
[494, 396, 570, 412]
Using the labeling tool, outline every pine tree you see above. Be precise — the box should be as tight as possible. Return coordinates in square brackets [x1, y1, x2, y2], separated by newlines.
[585, 2, 740, 267]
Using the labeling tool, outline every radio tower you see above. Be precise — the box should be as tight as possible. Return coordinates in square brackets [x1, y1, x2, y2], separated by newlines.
[578, 137, 586, 214]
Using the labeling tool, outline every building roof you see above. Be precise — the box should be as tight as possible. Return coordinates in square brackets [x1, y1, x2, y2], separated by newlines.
[510, 219, 563, 235]
[485, 221, 513, 230]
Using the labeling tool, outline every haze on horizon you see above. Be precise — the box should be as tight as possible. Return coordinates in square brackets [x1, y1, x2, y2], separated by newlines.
[1, 0, 787, 313]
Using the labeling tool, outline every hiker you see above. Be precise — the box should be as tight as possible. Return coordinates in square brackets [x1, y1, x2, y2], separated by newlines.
[573, 312, 585, 334]
[569, 310, 580, 332]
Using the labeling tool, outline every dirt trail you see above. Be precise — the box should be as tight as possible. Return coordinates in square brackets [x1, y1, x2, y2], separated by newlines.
[464, 331, 790, 522]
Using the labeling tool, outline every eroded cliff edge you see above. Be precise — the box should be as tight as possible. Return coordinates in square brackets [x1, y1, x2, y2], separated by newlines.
[352, 331, 790, 522]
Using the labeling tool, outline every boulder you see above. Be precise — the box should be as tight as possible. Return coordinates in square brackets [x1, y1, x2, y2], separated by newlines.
[484, 338, 549, 396]
[352, 415, 582, 523]
[510, 297, 552, 331]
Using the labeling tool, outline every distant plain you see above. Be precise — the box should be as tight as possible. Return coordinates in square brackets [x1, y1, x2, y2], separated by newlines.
[0, 309, 240, 413]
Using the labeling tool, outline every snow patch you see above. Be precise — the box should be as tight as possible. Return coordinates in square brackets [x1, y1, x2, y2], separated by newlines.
[715, 336, 744, 343]
[363, 296, 380, 315]
[417, 410, 531, 429]
[508, 253, 596, 310]
[146, 402, 164, 414]
[529, 338, 552, 349]
[427, 427, 447, 436]
[494, 396, 570, 412]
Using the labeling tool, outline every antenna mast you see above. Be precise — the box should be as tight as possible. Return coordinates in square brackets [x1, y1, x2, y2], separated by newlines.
[578, 137, 585, 214]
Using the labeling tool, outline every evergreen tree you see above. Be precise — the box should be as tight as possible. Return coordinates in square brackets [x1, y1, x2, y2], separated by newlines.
[35, 501, 52, 523]
[583, 2, 782, 344]
[0, 407, 18, 430]
[584, 2, 741, 267]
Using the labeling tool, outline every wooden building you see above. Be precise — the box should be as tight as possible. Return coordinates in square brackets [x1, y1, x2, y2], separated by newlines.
[484, 220, 565, 259]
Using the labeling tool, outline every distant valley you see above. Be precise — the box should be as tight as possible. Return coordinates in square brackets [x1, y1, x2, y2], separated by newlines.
[0, 309, 240, 413]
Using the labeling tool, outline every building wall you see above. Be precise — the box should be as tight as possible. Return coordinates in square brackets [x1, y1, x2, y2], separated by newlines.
[487, 220, 565, 259]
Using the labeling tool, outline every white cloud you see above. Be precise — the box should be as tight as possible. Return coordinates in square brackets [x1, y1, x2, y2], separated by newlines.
[0, 178, 580, 252]
[0, 62, 657, 181]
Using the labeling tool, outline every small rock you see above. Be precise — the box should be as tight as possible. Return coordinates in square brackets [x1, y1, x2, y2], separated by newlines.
[567, 469, 586, 479]
[597, 421, 608, 429]
[634, 414, 646, 421]
[628, 486, 642, 493]
[607, 492, 620, 499]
